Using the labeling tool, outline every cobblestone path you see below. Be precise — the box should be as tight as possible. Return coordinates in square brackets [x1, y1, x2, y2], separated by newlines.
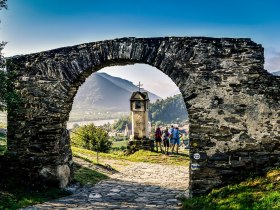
[24, 158, 189, 209]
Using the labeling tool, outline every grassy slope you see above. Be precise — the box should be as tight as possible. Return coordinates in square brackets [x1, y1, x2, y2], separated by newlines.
[182, 168, 280, 210]
[0, 184, 71, 210]
[73, 147, 280, 209]
[73, 163, 109, 185]
[0, 164, 109, 210]
[72, 146, 190, 166]
[0, 133, 6, 155]
[112, 140, 128, 149]
[0, 119, 7, 155]
[1, 139, 279, 209]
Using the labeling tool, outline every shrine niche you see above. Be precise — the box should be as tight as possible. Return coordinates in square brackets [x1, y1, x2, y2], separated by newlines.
[130, 89, 150, 140]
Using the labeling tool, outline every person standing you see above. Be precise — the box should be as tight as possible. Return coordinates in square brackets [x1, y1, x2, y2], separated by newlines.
[171, 127, 182, 154]
[155, 126, 163, 152]
[162, 127, 170, 155]
[169, 125, 175, 150]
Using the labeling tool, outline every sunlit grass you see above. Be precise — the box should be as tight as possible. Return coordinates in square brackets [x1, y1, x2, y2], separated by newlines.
[73, 163, 109, 185]
[72, 146, 189, 166]
[124, 149, 189, 166]
[0, 132, 6, 155]
[112, 140, 128, 149]
[182, 168, 280, 210]
[0, 111, 7, 128]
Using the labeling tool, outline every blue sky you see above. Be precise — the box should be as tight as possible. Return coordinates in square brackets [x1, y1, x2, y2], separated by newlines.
[1, 0, 280, 98]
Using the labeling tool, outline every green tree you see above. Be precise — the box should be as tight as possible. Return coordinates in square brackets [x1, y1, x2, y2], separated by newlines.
[0, 71, 20, 111]
[0, 0, 7, 111]
[71, 123, 112, 152]
[112, 115, 131, 131]
[0, 0, 18, 111]
[0, 0, 7, 9]
[148, 94, 188, 124]
[100, 122, 111, 132]
[71, 123, 112, 163]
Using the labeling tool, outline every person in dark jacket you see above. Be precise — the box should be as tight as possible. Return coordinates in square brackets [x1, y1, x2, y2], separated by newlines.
[162, 127, 170, 155]
[155, 126, 163, 152]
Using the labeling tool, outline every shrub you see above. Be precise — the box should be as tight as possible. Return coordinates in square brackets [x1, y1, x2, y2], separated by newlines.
[70, 123, 112, 153]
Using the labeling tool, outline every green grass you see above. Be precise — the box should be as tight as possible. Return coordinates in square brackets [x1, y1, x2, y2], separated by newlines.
[0, 163, 109, 209]
[73, 163, 109, 185]
[0, 113, 7, 155]
[0, 132, 7, 155]
[0, 183, 71, 210]
[112, 140, 128, 149]
[124, 149, 189, 165]
[0, 112, 7, 127]
[182, 168, 280, 210]
[72, 146, 189, 166]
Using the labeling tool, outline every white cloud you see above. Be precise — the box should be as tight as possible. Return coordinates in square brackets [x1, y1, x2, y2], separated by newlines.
[264, 48, 280, 71]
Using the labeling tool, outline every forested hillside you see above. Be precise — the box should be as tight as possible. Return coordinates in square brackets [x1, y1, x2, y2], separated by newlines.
[148, 94, 188, 124]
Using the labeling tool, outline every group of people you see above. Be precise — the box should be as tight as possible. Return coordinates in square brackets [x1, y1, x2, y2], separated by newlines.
[154, 125, 182, 155]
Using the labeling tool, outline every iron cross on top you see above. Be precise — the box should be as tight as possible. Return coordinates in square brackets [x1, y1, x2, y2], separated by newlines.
[137, 82, 143, 92]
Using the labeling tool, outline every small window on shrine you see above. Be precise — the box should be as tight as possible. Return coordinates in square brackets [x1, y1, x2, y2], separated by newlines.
[135, 101, 141, 109]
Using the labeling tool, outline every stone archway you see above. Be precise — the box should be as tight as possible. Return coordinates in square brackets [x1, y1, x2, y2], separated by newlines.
[3, 37, 280, 196]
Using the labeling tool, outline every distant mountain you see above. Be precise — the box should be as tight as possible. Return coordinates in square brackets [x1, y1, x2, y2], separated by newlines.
[271, 71, 280, 76]
[166, 90, 181, 98]
[71, 73, 161, 112]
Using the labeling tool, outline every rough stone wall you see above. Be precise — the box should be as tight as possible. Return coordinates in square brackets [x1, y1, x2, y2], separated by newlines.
[2, 37, 280, 195]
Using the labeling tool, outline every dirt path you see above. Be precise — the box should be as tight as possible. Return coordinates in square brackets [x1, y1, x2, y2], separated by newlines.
[24, 157, 189, 209]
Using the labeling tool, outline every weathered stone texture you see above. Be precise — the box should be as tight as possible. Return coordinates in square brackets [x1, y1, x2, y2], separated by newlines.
[130, 91, 150, 140]
[1, 37, 279, 195]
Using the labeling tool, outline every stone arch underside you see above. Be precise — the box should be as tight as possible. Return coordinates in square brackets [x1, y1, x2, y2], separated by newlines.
[1, 37, 279, 196]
